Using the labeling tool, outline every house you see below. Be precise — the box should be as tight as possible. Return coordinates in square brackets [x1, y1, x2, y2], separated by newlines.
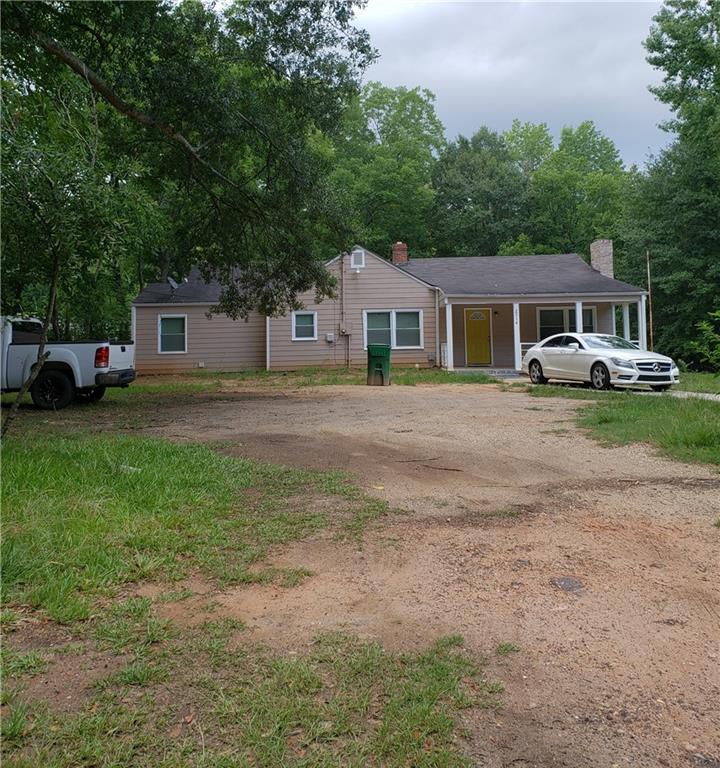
[131, 239, 647, 374]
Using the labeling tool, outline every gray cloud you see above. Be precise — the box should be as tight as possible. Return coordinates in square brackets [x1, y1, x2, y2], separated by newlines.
[355, 1, 673, 167]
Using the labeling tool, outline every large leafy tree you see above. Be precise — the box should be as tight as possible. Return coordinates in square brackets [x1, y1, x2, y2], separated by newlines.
[2, 0, 374, 322]
[618, 0, 720, 362]
[432, 127, 527, 256]
[527, 121, 626, 256]
[330, 82, 445, 258]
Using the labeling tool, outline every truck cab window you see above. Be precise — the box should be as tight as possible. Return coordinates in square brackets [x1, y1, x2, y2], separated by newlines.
[11, 321, 43, 343]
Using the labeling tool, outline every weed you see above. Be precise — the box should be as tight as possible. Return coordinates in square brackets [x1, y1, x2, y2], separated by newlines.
[495, 642, 520, 656]
[1, 649, 48, 678]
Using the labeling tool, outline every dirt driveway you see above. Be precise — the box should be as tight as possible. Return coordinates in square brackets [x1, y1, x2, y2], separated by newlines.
[146, 383, 720, 768]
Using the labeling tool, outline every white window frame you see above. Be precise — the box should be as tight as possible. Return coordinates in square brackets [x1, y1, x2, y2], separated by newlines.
[157, 313, 187, 354]
[536, 306, 597, 339]
[350, 248, 365, 269]
[291, 310, 318, 342]
[362, 309, 424, 350]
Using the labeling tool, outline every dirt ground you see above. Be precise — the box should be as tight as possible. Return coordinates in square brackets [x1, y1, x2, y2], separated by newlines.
[126, 382, 720, 768]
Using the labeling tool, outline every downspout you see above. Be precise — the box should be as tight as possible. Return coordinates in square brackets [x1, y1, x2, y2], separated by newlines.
[434, 288, 440, 368]
[265, 315, 270, 371]
[340, 251, 349, 368]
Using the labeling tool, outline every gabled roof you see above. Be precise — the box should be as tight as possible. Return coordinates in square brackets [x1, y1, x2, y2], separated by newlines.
[399, 254, 644, 296]
[133, 267, 222, 305]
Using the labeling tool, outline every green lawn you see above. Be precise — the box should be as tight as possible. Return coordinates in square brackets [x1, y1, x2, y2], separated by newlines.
[2, 433, 387, 623]
[529, 385, 720, 466]
[2, 411, 503, 766]
[676, 371, 720, 395]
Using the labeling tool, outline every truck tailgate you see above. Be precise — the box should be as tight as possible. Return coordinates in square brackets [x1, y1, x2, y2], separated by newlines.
[110, 341, 135, 371]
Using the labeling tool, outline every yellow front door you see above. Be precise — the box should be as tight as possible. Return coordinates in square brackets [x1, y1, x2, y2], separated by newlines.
[465, 308, 492, 366]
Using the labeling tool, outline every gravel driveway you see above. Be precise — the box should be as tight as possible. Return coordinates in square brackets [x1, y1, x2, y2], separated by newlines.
[148, 383, 720, 768]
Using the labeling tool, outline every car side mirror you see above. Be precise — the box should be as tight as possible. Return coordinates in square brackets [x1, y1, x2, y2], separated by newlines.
[568, 342, 580, 350]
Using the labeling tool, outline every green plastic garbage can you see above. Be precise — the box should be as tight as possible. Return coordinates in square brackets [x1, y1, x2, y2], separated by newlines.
[367, 344, 391, 386]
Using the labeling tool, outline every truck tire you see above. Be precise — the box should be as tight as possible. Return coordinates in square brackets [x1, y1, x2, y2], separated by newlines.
[30, 370, 75, 410]
[75, 386, 106, 404]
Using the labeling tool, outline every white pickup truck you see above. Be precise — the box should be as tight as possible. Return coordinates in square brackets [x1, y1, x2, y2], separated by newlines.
[1, 317, 136, 409]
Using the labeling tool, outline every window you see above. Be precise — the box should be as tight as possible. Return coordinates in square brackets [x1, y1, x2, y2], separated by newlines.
[366, 311, 391, 346]
[538, 307, 596, 340]
[395, 311, 421, 348]
[158, 315, 186, 353]
[350, 248, 365, 269]
[364, 310, 423, 349]
[292, 311, 317, 341]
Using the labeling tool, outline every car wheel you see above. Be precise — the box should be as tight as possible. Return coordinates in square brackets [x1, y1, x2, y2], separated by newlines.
[75, 386, 106, 404]
[529, 360, 547, 384]
[650, 385, 671, 392]
[30, 370, 75, 410]
[590, 363, 611, 391]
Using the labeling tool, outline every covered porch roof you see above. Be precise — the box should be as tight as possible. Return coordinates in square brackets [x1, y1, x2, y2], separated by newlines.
[400, 253, 645, 298]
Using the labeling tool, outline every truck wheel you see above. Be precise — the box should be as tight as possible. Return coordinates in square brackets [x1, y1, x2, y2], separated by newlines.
[75, 386, 106, 404]
[30, 370, 75, 410]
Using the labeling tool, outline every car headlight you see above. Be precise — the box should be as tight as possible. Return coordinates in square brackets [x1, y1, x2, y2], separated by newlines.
[610, 357, 635, 370]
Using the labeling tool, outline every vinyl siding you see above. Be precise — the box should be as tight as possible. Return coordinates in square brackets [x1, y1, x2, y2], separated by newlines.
[134, 304, 265, 373]
[268, 253, 438, 369]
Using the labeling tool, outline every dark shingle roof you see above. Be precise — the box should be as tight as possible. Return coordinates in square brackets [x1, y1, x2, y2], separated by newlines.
[133, 267, 222, 305]
[399, 254, 644, 296]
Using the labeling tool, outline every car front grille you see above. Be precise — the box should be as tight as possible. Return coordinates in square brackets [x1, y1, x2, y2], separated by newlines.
[637, 374, 673, 383]
[636, 361, 672, 372]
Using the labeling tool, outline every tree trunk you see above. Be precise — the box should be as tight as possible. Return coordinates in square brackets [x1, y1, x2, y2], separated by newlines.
[2, 250, 62, 437]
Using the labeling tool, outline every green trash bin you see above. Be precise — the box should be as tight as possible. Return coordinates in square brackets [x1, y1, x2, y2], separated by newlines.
[367, 344, 391, 386]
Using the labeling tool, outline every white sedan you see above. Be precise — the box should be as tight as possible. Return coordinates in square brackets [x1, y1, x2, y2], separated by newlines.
[521, 333, 680, 391]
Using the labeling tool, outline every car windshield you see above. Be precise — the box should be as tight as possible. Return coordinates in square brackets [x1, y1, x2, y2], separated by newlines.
[583, 335, 639, 350]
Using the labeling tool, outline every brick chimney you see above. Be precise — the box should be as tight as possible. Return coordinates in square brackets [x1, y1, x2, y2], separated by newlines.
[590, 239, 614, 278]
[391, 241, 408, 265]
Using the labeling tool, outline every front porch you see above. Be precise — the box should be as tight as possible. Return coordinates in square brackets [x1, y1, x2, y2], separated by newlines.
[440, 296, 648, 372]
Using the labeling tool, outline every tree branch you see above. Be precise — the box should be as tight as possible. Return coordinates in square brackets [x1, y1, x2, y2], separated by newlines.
[6, 15, 242, 191]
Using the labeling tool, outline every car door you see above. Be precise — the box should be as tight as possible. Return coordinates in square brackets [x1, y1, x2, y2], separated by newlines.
[561, 335, 590, 380]
[551, 336, 577, 379]
[539, 336, 563, 377]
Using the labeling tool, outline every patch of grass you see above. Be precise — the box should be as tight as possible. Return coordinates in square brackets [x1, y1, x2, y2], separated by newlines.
[528, 383, 622, 401]
[2, 434, 388, 622]
[100, 658, 168, 688]
[1, 649, 49, 678]
[154, 587, 195, 603]
[90, 597, 173, 654]
[578, 395, 720, 466]
[3, 632, 502, 767]
[495, 642, 520, 656]
[676, 371, 720, 395]
[1, 699, 29, 745]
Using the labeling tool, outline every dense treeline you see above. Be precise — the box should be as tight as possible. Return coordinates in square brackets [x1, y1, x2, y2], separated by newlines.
[1, 0, 718, 364]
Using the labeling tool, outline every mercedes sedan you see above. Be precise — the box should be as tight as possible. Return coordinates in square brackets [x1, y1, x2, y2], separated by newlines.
[521, 333, 680, 391]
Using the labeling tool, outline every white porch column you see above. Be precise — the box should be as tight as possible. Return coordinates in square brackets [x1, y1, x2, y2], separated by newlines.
[611, 304, 617, 336]
[622, 303, 631, 341]
[445, 301, 454, 371]
[638, 296, 648, 351]
[575, 300, 583, 333]
[513, 302, 521, 371]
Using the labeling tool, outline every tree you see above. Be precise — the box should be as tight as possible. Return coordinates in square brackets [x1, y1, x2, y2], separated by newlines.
[432, 127, 527, 256]
[528, 121, 626, 255]
[2, 0, 375, 321]
[645, 0, 720, 144]
[504, 119, 554, 178]
[330, 82, 445, 258]
[615, 0, 720, 362]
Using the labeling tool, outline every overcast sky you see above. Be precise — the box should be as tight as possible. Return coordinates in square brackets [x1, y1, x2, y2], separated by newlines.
[354, 1, 672, 167]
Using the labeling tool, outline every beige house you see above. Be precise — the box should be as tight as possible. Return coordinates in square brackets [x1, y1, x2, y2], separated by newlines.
[132, 240, 647, 374]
